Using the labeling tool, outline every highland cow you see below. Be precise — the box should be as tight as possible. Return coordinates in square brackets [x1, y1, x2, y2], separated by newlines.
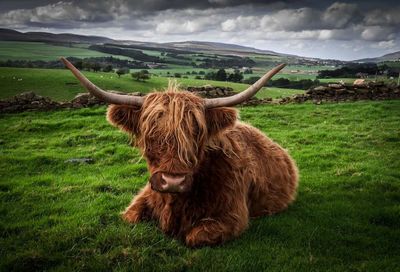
[61, 57, 298, 247]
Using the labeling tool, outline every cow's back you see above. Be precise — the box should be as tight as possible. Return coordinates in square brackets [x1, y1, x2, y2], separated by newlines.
[230, 122, 299, 217]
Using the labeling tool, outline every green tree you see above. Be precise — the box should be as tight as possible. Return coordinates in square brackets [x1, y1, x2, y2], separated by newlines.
[205, 71, 216, 80]
[243, 68, 253, 74]
[102, 65, 113, 73]
[74, 60, 83, 70]
[82, 61, 92, 71]
[227, 70, 243, 83]
[215, 69, 227, 81]
[116, 68, 128, 78]
[131, 71, 150, 81]
[92, 62, 102, 72]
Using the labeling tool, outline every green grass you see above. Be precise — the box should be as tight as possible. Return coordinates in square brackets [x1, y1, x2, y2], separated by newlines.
[0, 67, 304, 101]
[256, 88, 305, 99]
[318, 78, 358, 84]
[0, 41, 132, 61]
[0, 100, 399, 271]
[130, 67, 210, 78]
[0, 67, 166, 100]
[318, 77, 399, 85]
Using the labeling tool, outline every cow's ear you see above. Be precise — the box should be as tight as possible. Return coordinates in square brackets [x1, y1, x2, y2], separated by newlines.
[205, 107, 238, 135]
[107, 104, 142, 134]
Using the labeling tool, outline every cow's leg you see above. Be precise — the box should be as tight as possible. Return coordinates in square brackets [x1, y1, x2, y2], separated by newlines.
[185, 198, 249, 247]
[122, 184, 152, 223]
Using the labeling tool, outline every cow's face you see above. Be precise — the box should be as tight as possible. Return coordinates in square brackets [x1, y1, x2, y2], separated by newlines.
[107, 91, 237, 194]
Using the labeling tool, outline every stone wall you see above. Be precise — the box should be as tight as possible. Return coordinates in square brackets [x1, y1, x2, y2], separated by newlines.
[309, 82, 400, 102]
[0, 91, 144, 113]
[187, 83, 400, 105]
[0, 92, 62, 113]
[1, 83, 399, 113]
[185, 86, 267, 105]
[0, 87, 247, 113]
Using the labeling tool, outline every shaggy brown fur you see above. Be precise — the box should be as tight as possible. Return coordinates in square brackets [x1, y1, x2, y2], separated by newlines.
[107, 84, 298, 247]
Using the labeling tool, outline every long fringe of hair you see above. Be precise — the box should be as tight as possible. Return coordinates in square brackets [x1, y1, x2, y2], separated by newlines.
[137, 81, 207, 168]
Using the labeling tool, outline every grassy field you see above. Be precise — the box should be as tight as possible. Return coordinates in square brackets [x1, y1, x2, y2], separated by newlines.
[0, 67, 304, 100]
[0, 100, 399, 271]
[131, 67, 326, 81]
[0, 41, 132, 61]
[0, 41, 341, 82]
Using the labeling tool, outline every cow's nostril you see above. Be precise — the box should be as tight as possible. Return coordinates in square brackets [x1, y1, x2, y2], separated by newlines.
[160, 178, 167, 185]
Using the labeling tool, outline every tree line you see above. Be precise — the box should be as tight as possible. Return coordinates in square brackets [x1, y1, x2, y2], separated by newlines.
[242, 77, 320, 90]
[194, 57, 256, 69]
[0, 57, 148, 70]
[318, 63, 400, 78]
[203, 69, 244, 82]
[189, 68, 318, 89]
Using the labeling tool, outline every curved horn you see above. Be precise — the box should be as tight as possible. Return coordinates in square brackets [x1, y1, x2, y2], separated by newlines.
[204, 63, 286, 108]
[60, 57, 144, 106]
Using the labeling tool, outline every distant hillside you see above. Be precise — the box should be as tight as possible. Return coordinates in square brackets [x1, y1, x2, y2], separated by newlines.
[355, 51, 400, 63]
[0, 28, 288, 57]
[0, 28, 113, 44]
[163, 41, 283, 56]
[0, 28, 344, 65]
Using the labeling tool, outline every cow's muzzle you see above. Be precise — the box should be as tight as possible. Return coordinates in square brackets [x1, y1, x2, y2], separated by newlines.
[150, 172, 191, 193]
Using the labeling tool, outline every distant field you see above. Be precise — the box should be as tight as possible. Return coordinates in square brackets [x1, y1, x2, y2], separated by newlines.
[0, 67, 304, 101]
[319, 78, 357, 84]
[0, 41, 341, 84]
[0, 41, 132, 61]
[131, 67, 323, 81]
[130, 67, 211, 78]
[318, 77, 399, 84]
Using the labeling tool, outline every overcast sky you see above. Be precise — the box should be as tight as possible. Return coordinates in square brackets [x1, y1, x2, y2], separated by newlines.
[0, 0, 399, 60]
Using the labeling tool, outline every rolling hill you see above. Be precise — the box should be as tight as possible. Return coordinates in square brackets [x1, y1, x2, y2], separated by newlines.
[355, 51, 400, 63]
[1, 28, 399, 64]
[0, 28, 114, 44]
[0, 28, 300, 59]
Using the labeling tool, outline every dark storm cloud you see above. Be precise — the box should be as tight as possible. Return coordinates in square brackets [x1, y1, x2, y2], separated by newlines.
[1, 0, 397, 13]
[0, 0, 293, 13]
[1, 0, 398, 31]
[0, 0, 399, 59]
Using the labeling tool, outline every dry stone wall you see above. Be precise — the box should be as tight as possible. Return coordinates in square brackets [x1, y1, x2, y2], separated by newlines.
[1, 83, 399, 113]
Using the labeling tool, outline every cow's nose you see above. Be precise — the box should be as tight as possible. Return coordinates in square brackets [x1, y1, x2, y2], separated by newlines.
[161, 173, 186, 192]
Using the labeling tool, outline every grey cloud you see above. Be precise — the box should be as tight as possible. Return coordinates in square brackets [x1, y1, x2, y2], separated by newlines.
[219, 2, 399, 42]
[0, 2, 90, 28]
[371, 40, 396, 49]
[0, 1, 118, 29]
[0, 0, 399, 53]
[364, 7, 400, 26]
[322, 2, 360, 28]
[260, 7, 321, 31]
[361, 26, 397, 41]
[260, 2, 361, 31]
[79, 0, 283, 13]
